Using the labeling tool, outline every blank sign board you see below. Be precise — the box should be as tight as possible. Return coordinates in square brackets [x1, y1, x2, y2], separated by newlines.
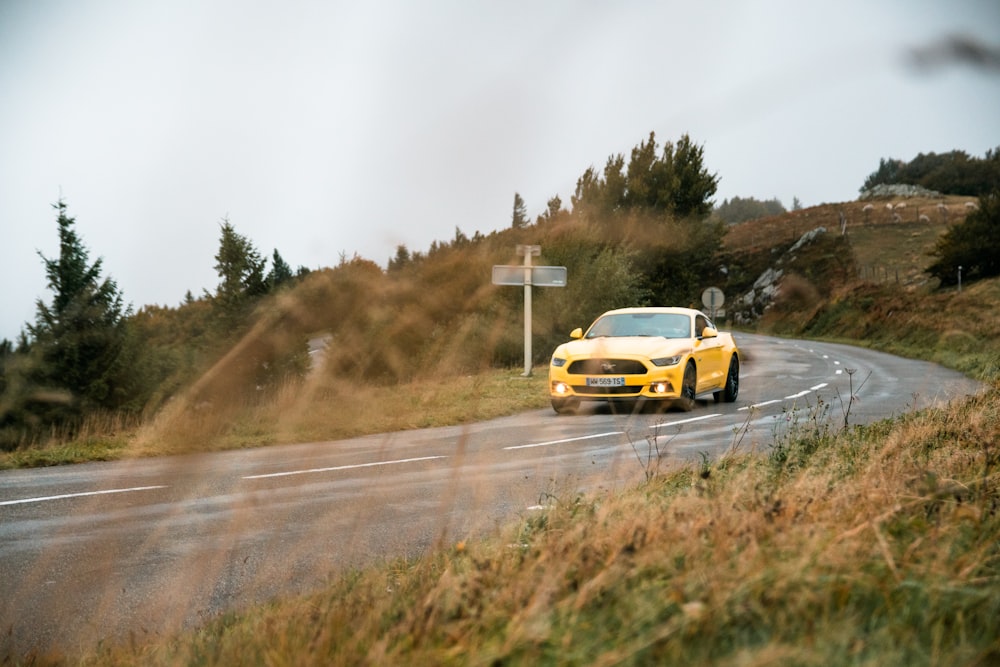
[492, 265, 567, 287]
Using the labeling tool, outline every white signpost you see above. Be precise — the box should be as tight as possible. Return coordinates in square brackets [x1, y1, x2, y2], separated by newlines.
[492, 245, 567, 376]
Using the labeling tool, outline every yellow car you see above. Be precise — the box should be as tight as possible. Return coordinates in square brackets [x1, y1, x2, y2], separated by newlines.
[548, 307, 740, 414]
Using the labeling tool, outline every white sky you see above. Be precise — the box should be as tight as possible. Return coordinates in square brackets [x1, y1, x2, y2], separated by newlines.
[2, 1, 998, 341]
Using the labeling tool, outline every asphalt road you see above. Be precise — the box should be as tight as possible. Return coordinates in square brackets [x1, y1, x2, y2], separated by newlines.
[0, 334, 983, 657]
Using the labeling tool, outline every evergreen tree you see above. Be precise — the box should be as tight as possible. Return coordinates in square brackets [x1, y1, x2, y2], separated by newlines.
[25, 200, 132, 417]
[664, 134, 718, 219]
[714, 196, 787, 224]
[213, 218, 266, 329]
[536, 195, 565, 225]
[511, 192, 529, 229]
[0, 339, 11, 403]
[928, 190, 1000, 286]
[388, 244, 412, 272]
[570, 132, 717, 223]
[267, 249, 294, 290]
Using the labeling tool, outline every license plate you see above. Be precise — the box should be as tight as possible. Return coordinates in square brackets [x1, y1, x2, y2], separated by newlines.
[587, 376, 625, 387]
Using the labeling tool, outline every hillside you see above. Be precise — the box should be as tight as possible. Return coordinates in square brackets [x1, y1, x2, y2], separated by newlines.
[723, 194, 975, 291]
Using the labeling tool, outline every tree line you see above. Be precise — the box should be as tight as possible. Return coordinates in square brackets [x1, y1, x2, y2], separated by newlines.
[0, 206, 310, 448]
[861, 148, 1000, 197]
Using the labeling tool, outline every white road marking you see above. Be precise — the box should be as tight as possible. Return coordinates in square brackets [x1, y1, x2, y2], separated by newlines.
[739, 399, 781, 411]
[0, 485, 167, 507]
[243, 455, 446, 479]
[505, 431, 623, 450]
[785, 391, 811, 399]
[651, 414, 722, 428]
[810, 383, 828, 391]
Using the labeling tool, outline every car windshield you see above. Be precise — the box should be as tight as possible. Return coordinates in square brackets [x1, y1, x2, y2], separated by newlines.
[585, 313, 691, 339]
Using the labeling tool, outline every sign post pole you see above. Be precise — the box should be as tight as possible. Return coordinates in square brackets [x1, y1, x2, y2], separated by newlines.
[492, 248, 564, 378]
[518, 245, 540, 376]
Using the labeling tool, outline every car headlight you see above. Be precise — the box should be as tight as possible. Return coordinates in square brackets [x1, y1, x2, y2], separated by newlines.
[551, 357, 567, 367]
[650, 355, 682, 367]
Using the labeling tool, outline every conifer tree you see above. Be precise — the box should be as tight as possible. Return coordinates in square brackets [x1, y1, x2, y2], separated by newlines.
[26, 200, 132, 416]
[511, 192, 529, 229]
[267, 249, 294, 290]
[213, 218, 266, 330]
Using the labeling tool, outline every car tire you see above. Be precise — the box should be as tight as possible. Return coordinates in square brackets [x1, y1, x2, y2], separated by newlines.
[722, 356, 739, 402]
[677, 362, 696, 411]
[551, 398, 579, 415]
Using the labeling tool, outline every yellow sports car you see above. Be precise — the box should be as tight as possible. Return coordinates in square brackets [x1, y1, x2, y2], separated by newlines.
[548, 307, 740, 414]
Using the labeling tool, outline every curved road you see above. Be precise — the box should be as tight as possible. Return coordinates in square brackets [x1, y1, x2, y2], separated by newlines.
[0, 334, 982, 656]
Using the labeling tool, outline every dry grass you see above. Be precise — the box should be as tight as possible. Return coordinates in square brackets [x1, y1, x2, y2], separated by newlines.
[130, 369, 550, 458]
[71, 386, 1000, 666]
[0, 368, 548, 468]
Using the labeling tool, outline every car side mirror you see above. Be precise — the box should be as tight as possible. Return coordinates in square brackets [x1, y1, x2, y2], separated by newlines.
[700, 326, 718, 339]
[570, 328, 583, 339]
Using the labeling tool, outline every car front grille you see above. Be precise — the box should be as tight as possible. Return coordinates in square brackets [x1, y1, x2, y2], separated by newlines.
[567, 359, 648, 375]
[572, 385, 642, 396]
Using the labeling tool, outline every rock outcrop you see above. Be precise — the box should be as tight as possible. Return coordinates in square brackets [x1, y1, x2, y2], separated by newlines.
[733, 226, 827, 324]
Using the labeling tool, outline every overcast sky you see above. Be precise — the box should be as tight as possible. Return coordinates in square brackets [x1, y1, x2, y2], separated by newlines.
[2, 1, 998, 342]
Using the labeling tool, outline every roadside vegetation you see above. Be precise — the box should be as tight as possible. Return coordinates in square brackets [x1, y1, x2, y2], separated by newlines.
[2, 138, 999, 663]
[42, 385, 999, 666]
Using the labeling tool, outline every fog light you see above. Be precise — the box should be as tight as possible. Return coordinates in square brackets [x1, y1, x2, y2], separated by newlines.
[652, 382, 670, 394]
[553, 382, 570, 395]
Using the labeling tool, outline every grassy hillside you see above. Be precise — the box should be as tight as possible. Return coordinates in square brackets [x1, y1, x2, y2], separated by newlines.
[722, 195, 1000, 383]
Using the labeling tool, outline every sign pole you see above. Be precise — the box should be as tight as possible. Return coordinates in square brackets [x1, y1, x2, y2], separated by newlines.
[492, 246, 562, 378]
[518, 245, 540, 376]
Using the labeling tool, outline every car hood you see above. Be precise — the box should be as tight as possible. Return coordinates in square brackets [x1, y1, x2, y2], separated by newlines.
[555, 336, 693, 359]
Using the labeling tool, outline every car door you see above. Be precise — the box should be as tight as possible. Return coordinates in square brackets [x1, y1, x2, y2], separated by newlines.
[694, 314, 725, 392]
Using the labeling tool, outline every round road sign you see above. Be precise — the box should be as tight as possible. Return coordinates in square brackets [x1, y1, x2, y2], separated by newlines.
[701, 287, 725, 310]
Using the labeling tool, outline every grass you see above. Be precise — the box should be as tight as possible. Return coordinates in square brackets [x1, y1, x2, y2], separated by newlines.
[0, 369, 550, 469]
[40, 384, 997, 667]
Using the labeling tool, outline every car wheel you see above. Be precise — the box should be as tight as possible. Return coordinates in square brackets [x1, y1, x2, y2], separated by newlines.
[551, 398, 579, 415]
[677, 362, 696, 411]
[722, 356, 740, 402]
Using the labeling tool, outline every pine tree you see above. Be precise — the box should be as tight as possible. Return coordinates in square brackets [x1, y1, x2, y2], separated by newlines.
[25, 200, 132, 417]
[511, 192, 529, 229]
[213, 218, 266, 330]
[388, 244, 412, 272]
[267, 249, 294, 290]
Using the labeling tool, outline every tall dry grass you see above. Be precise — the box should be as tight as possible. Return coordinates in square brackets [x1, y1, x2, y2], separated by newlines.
[73, 385, 1000, 667]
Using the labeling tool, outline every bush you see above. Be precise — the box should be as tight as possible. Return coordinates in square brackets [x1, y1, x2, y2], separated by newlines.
[928, 190, 1000, 286]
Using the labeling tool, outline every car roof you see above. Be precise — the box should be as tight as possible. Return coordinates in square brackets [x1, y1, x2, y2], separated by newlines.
[597, 307, 703, 317]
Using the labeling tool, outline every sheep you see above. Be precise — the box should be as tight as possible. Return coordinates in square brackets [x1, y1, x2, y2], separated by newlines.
[862, 204, 874, 212]
[965, 201, 979, 210]
[919, 214, 930, 222]
[894, 202, 907, 210]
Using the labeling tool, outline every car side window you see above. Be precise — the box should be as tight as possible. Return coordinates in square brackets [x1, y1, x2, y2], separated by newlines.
[695, 315, 708, 337]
